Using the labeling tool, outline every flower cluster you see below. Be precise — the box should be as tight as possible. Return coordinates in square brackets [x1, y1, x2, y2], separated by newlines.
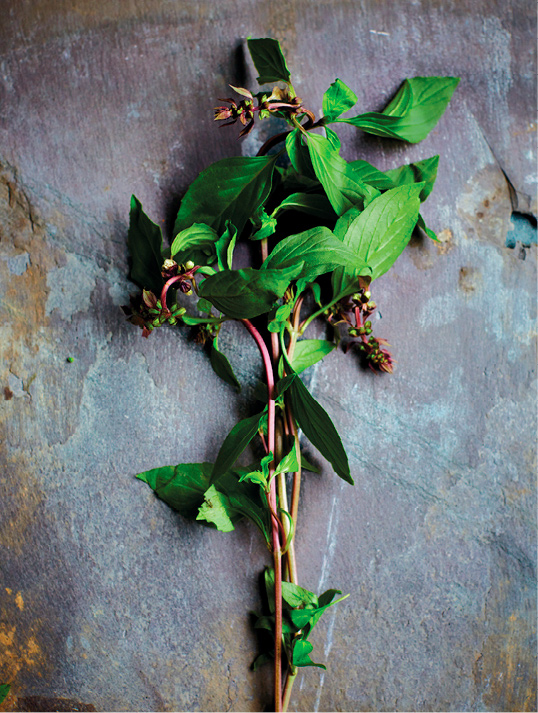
[214, 85, 313, 137]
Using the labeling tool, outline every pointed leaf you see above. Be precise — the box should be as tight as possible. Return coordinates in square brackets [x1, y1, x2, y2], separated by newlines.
[272, 192, 335, 220]
[292, 639, 326, 669]
[291, 339, 336, 374]
[286, 129, 316, 179]
[338, 76, 460, 143]
[136, 462, 213, 518]
[247, 38, 291, 84]
[127, 195, 164, 294]
[210, 339, 241, 392]
[347, 160, 395, 190]
[212, 410, 267, 481]
[215, 221, 237, 270]
[197, 484, 235, 532]
[323, 79, 357, 121]
[384, 155, 439, 201]
[170, 223, 219, 265]
[281, 581, 319, 608]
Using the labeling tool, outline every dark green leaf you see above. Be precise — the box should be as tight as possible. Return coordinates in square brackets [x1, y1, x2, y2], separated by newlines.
[210, 339, 241, 392]
[247, 38, 291, 84]
[127, 195, 164, 294]
[292, 639, 326, 669]
[334, 183, 423, 282]
[306, 133, 379, 215]
[216, 471, 269, 538]
[197, 298, 213, 314]
[338, 76, 460, 143]
[301, 452, 320, 473]
[215, 221, 237, 270]
[262, 226, 368, 283]
[286, 372, 353, 484]
[212, 410, 267, 481]
[291, 339, 336, 374]
[384, 155, 439, 201]
[0, 685, 10, 705]
[198, 264, 302, 319]
[254, 614, 296, 635]
[252, 652, 272, 671]
[272, 192, 335, 220]
[136, 462, 213, 518]
[322, 79, 357, 121]
[174, 155, 277, 236]
[170, 223, 219, 265]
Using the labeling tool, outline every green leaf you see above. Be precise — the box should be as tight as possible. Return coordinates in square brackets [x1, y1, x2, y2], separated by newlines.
[281, 581, 319, 609]
[0, 685, 10, 705]
[250, 207, 277, 241]
[247, 38, 291, 84]
[215, 221, 237, 270]
[325, 126, 342, 150]
[306, 133, 380, 215]
[198, 264, 302, 319]
[347, 160, 395, 190]
[170, 223, 219, 266]
[334, 183, 423, 283]
[292, 639, 326, 669]
[274, 447, 300, 477]
[136, 462, 213, 518]
[417, 212, 438, 241]
[216, 472, 269, 538]
[384, 155, 439, 201]
[262, 226, 368, 283]
[239, 469, 267, 488]
[197, 298, 213, 314]
[286, 372, 353, 484]
[301, 452, 320, 473]
[197, 484, 235, 532]
[286, 129, 316, 179]
[252, 652, 272, 671]
[291, 339, 336, 374]
[289, 591, 349, 632]
[272, 192, 335, 221]
[322, 79, 357, 121]
[182, 315, 222, 326]
[210, 339, 241, 392]
[212, 410, 267, 481]
[338, 76, 460, 143]
[174, 155, 277, 237]
[127, 195, 164, 294]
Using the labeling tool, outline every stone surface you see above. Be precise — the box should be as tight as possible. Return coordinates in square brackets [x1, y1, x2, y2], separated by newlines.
[0, 2, 536, 712]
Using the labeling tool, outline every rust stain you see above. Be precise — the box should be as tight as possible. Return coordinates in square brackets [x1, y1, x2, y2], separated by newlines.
[0, 625, 44, 685]
[458, 266, 482, 294]
[436, 228, 453, 255]
[3, 388, 13, 401]
[14, 593, 24, 612]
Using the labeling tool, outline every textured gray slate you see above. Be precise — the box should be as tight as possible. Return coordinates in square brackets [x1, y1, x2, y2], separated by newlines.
[0, 2, 536, 712]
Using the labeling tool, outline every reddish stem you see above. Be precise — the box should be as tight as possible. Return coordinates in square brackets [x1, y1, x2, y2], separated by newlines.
[241, 318, 283, 712]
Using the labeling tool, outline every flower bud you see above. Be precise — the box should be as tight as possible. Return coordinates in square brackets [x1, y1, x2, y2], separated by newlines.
[184, 260, 195, 271]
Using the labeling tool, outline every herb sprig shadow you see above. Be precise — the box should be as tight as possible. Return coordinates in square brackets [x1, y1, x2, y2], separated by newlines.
[122, 37, 458, 712]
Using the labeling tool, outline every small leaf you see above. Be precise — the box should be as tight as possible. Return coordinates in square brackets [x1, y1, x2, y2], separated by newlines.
[170, 223, 219, 265]
[210, 339, 241, 392]
[292, 639, 326, 669]
[199, 264, 302, 319]
[301, 452, 320, 473]
[274, 447, 300, 476]
[239, 470, 267, 488]
[322, 79, 357, 121]
[416, 212, 438, 241]
[197, 298, 213, 314]
[215, 221, 237, 270]
[174, 155, 277, 237]
[212, 410, 267, 481]
[338, 76, 460, 143]
[196, 484, 235, 532]
[291, 339, 336, 374]
[250, 207, 277, 241]
[0, 684, 11, 705]
[247, 38, 291, 84]
[127, 195, 164, 294]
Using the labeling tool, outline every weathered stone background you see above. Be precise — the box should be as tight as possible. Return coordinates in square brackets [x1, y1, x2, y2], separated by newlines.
[0, 1, 536, 711]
